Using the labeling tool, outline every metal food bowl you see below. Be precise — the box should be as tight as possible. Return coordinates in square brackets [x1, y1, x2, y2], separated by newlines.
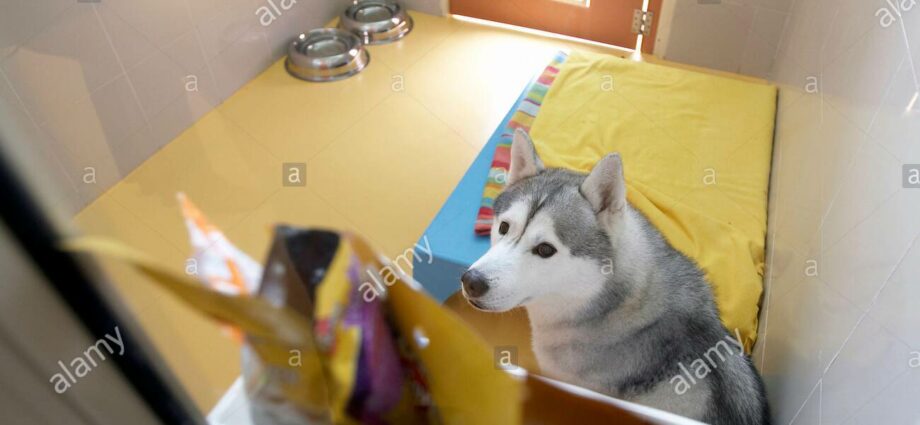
[285, 28, 370, 82]
[338, 0, 413, 45]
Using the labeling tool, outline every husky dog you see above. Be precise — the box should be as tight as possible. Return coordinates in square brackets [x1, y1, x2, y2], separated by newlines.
[461, 130, 769, 424]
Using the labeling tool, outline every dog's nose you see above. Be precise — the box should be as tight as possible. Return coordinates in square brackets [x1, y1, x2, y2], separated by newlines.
[461, 269, 490, 298]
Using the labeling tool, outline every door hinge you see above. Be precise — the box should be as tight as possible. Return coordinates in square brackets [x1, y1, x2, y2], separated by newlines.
[631, 9, 654, 35]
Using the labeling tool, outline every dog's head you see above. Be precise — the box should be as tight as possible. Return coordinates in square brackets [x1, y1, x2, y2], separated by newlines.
[461, 129, 628, 312]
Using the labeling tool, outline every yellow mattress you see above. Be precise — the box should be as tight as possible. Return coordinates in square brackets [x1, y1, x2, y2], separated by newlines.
[530, 51, 777, 351]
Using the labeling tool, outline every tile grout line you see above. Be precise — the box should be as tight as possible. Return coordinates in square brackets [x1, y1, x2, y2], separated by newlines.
[895, 0, 920, 90]
[91, 4, 151, 128]
[813, 54, 907, 250]
[840, 364, 915, 423]
[819, 229, 918, 377]
[786, 378, 821, 425]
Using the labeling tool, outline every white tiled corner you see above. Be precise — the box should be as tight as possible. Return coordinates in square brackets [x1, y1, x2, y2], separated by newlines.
[761, 275, 862, 425]
[740, 7, 789, 78]
[770, 0, 835, 87]
[664, 1, 756, 73]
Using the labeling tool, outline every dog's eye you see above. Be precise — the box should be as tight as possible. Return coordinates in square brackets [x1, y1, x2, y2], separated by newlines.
[533, 243, 557, 258]
[498, 221, 510, 235]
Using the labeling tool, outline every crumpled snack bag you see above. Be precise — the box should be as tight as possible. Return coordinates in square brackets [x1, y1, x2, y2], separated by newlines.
[66, 195, 523, 425]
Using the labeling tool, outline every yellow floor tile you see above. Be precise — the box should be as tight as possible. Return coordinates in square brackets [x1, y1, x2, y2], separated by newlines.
[218, 57, 397, 162]
[364, 12, 462, 73]
[308, 93, 477, 258]
[224, 187, 364, 261]
[404, 20, 603, 149]
[108, 109, 282, 250]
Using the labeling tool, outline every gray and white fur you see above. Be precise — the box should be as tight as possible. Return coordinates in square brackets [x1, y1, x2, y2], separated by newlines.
[460, 129, 769, 424]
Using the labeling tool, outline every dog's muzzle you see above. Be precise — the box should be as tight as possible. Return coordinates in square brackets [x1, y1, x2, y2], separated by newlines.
[460, 269, 490, 298]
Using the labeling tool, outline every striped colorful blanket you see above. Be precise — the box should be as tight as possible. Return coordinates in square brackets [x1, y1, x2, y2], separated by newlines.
[474, 51, 568, 235]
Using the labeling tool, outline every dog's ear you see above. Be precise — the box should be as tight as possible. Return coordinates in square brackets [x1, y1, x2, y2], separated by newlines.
[508, 129, 544, 185]
[581, 153, 626, 215]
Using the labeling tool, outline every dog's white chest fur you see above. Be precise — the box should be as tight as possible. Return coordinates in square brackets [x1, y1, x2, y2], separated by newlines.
[528, 309, 711, 420]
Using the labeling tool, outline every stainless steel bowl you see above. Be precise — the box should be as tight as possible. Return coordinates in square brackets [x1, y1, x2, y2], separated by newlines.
[285, 28, 370, 82]
[338, 0, 413, 45]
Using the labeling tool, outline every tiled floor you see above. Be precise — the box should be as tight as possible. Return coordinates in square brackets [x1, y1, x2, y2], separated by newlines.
[72, 12, 645, 412]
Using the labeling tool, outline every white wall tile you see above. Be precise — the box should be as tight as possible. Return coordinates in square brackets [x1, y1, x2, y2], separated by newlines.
[870, 55, 920, 163]
[822, 25, 906, 134]
[195, 0, 263, 60]
[842, 369, 920, 425]
[788, 381, 820, 425]
[740, 7, 789, 78]
[763, 1, 920, 422]
[664, 1, 756, 74]
[820, 139, 902, 249]
[102, 0, 195, 48]
[819, 0, 890, 68]
[761, 275, 862, 425]
[822, 314, 913, 424]
[844, 368, 920, 425]
[737, 0, 796, 14]
[40, 75, 148, 202]
[0, 70, 83, 214]
[0, 0, 74, 60]
[1, 5, 123, 125]
[127, 37, 211, 120]
[904, 1, 920, 64]
[209, 30, 273, 100]
[95, 5, 157, 71]
[869, 237, 920, 349]
[821, 190, 920, 311]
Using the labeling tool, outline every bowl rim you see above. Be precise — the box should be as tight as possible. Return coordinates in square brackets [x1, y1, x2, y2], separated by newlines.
[286, 28, 370, 82]
[338, 0, 413, 44]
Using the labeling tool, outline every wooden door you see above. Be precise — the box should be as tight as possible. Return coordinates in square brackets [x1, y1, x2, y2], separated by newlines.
[450, 0, 662, 53]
